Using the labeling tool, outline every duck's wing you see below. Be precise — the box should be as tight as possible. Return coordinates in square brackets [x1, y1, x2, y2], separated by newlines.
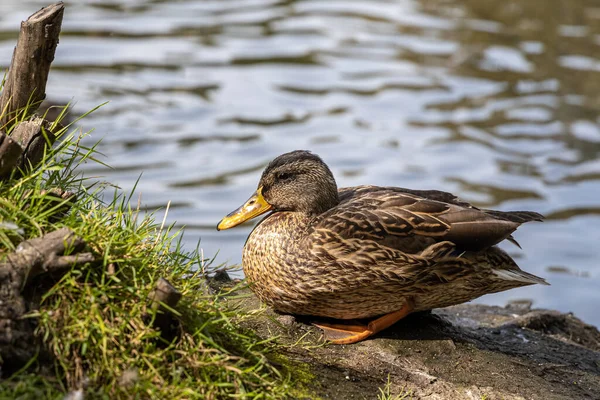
[338, 186, 473, 208]
[392, 187, 544, 248]
[316, 186, 542, 253]
[307, 186, 547, 291]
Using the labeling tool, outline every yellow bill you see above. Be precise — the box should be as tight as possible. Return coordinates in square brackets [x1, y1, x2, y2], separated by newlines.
[217, 187, 273, 230]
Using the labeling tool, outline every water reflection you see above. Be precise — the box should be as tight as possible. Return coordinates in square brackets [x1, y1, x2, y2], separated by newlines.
[0, 0, 598, 326]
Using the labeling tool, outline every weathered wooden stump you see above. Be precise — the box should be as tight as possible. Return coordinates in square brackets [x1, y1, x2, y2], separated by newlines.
[0, 2, 64, 180]
[0, 2, 64, 129]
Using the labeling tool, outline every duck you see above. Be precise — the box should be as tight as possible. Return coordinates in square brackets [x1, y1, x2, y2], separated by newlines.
[217, 150, 548, 344]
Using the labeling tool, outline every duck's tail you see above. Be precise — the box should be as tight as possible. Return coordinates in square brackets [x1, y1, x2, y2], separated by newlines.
[482, 210, 544, 249]
[492, 268, 550, 286]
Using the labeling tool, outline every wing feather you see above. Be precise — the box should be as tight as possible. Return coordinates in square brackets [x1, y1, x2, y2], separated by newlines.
[312, 185, 540, 254]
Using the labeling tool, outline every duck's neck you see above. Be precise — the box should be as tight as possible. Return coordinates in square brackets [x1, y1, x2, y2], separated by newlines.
[296, 186, 339, 215]
[300, 204, 335, 217]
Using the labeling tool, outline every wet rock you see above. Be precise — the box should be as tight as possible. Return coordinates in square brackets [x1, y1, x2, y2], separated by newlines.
[236, 291, 600, 400]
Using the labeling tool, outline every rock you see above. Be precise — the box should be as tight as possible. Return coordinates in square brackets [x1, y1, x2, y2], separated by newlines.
[204, 269, 237, 294]
[235, 292, 600, 400]
[276, 314, 297, 327]
[212, 269, 232, 283]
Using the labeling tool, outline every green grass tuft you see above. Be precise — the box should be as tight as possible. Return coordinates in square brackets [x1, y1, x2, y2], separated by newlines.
[0, 106, 303, 399]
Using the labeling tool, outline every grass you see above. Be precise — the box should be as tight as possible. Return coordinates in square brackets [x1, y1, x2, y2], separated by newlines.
[0, 103, 304, 398]
[377, 375, 412, 400]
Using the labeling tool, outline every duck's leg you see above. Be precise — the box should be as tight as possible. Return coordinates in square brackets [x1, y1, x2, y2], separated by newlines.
[313, 298, 415, 345]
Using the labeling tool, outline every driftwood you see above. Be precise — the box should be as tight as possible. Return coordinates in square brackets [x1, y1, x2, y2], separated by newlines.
[0, 2, 64, 129]
[147, 278, 182, 336]
[0, 1, 64, 180]
[11, 117, 56, 170]
[0, 228, 93, 372]
[149, 278, 182, 311]
[0, 133, 22, 177]
[2, 227, 93, 284]
[0, 117, 56, 179]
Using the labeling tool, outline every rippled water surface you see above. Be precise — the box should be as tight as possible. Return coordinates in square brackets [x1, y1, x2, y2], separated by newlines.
[2, 0, 599, 325]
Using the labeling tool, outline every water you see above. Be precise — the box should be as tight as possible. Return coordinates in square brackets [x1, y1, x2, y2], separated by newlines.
[1, 0, 599, 326]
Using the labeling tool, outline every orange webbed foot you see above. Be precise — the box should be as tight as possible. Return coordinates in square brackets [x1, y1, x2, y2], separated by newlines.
[313, 298, 415, 344]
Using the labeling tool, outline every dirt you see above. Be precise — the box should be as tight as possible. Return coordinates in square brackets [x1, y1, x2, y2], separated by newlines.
[234, 289, 600, 400]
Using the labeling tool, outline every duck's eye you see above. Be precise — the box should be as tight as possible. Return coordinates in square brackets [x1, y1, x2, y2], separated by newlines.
[276, 172, 293, 181]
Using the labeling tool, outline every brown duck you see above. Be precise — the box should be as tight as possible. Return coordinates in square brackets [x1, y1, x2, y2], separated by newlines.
[217, 150, 548, 344]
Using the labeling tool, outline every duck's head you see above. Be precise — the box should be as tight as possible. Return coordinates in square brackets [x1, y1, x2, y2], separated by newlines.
[217, 150, 339, 230]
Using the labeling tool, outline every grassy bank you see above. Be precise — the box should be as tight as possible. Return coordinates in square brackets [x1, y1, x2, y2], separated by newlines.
[0, 107, 302, 399]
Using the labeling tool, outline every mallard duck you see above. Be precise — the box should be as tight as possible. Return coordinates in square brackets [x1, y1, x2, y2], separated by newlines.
[217, 150, 548, 344]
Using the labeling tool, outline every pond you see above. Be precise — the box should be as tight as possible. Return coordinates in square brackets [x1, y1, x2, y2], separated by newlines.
[1, 0, 599, 326]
